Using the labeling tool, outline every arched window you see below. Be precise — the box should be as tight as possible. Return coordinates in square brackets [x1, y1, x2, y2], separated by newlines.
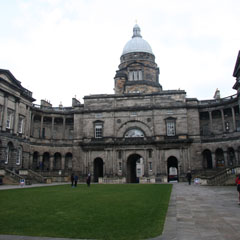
[5, 142, 14, 164]
[124, 128, 144, 138]
[16, 146, 22, 165]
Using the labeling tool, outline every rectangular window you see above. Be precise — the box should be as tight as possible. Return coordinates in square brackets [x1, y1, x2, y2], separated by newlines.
[148, 149, 152, 158]
[5, 147, 9, 164]
[95, 123, 103, 138]
[6, 111, 13, 129]
[42, 128, 45, 138]
[119, 162, 122, 171]
[16, 147, 22, 165]
[149, 162, 152, 171]
[118, 150, 122, 159]
[129, 71, 133, 81]
[166, 121, 176, 136]
[129, 70, 142, 81]
[18, 116, 24, 133]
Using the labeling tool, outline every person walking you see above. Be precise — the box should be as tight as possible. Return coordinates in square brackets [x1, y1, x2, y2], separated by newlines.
[74, 174, 78, 187]
[86, 173, 91, 187]
[71, 173, 74, 187]
[186, 170, 192, 185]
[235, 174, 240, 204]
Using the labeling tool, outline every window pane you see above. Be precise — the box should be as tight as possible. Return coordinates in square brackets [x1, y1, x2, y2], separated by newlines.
[167, 121, 175, 136]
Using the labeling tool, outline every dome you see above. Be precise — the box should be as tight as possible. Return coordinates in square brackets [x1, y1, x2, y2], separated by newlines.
[122, 24, 153, 56]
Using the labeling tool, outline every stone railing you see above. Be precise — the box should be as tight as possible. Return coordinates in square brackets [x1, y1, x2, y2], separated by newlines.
[5, 168, 25, 183]
[200, 166, 240, 186]
[27, 169, 45, 183]
[99, 177, 126, 184]
[198, 94, 238, 106]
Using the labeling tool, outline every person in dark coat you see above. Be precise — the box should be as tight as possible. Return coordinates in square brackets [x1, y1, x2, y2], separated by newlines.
[71, 173, 74, 187]
[86, 173, 91, 187]
[235, 174, 240, 205]
[186, 170, 192, 185]
[74, 174, 78, 187]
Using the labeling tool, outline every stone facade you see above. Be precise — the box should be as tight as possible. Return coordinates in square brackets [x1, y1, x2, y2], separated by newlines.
[0, 26, 240, 183]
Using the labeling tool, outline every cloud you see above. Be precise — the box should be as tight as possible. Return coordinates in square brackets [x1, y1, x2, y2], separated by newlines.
[0, 0, 239, 106]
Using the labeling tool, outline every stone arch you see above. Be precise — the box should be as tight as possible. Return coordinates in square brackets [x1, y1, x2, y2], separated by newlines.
[227, 147, 236, 167]
[124, 127, 145, 138]
[5, 141, 14, 165]
[32, 151, 39, 170]
[126, 154, 144, 183]
[117, 120, 152, 138]
[202, 149, 213, 169]
[65, 152, 73, 170]
[53, 152, 62, 170]
[167, 156, 178, 182]
[215, 148, 225, 168]
[42, 152, 50, 171]
[16, 145, 23, 166]
[93, 158, 104, 183]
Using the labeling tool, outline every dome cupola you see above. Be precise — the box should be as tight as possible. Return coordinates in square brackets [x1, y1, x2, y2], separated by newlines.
[114, 24, 162, 95]
[122, 24, 153, 56]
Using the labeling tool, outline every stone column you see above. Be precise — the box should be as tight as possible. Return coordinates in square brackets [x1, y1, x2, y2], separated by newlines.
[30, 113, 34, 137]
[144, 149, 148, 177]
[63, 117, 66, 139]
[50, 155, 54, 171]
[223, 151, 228, 167]
[13, 98, 20, 134]
[51, 116, 54, 139]
[40, 115, 43, 138]
[39, 155, 43, 171]
[232, 107, 236, 131]
[220, 109, 225, 132]
[211, 152, 216, 168]
[2, 93, 8, 131]
[208, 111, 213, 134]
[61, 155, 65, 170]
[25, 106, 31, 138]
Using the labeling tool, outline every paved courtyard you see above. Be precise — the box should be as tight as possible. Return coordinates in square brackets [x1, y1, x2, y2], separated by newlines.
[155, 182, 240, 240]
[0, 182, 239, 240]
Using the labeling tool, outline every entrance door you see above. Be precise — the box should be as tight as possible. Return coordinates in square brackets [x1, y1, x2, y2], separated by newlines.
[167, 156, 178, 182]
[127, 154, 143, 183]
[202, 149, 213, 169]
[94, 158, 103, 182]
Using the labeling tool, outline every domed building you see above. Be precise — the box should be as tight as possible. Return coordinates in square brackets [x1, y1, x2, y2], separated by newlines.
[0, 25, 240, 184]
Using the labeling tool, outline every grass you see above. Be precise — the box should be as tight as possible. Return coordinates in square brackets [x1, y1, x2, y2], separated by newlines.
[0, 184, 172, 240]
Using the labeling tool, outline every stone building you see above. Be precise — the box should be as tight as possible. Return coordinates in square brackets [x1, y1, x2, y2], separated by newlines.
[0, 24, 240, 184]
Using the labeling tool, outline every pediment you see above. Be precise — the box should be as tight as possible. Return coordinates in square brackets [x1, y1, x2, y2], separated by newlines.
[0, 69, 22, 89]
[233, 51, 240, 77]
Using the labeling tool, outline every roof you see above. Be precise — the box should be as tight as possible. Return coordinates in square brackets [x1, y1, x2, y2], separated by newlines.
[122, 24, 153, 56]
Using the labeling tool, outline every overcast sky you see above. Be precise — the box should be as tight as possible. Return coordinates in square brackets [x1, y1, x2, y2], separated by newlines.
[0, 0, 239, 107]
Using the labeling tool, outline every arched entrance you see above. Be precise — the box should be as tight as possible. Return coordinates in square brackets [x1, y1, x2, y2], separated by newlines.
[202, 149, 213, 169]
[215, 148, 225, 168]
[127, 154, 143, 183]
[32, 152, 39, 170]
[42, 152, 50, 171]
[227, 148, 236, 167]
[167, 156, 178, 182]
[94, 158, 103, 182]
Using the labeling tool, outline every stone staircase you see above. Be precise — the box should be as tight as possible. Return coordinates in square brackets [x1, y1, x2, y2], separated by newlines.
[0, 169, 45, 185]
[195, 166, 240, 186]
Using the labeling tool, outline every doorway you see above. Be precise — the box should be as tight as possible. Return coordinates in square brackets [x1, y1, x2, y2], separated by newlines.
[94, 158, 103, 182]
[127, 154, 143, 183]
[167, 156, 178, 182]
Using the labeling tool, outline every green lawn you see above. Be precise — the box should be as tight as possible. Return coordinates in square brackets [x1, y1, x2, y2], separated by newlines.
[0, 184, 172, 240]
